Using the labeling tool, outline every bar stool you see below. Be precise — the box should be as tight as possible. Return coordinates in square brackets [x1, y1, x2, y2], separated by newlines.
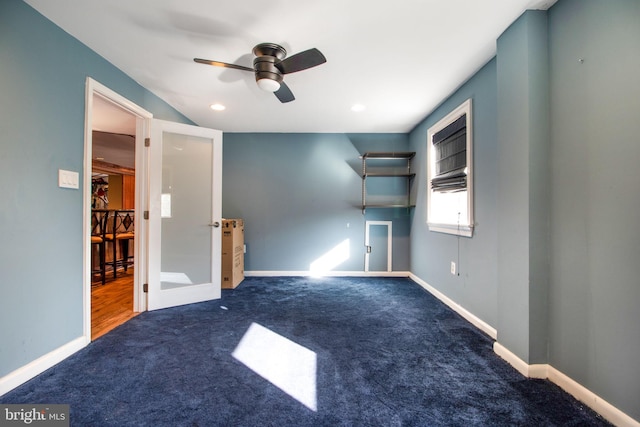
[90, 210, 107, 285]
[104, 210, 134, 278]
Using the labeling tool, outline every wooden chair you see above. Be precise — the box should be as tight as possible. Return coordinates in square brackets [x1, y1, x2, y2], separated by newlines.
[104, 210, 135, 278]
[90, 209, 108, 285]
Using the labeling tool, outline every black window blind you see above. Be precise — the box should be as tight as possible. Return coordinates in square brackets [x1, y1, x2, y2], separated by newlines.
[431, 114, 467, 192]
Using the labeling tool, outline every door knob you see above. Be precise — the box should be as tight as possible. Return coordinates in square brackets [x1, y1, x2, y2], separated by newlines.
[210, 221, 220, 228]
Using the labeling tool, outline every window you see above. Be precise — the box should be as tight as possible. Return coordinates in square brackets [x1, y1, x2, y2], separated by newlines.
[427, 99, 473, 237]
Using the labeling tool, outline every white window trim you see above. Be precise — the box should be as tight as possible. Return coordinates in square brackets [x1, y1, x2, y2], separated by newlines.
[427, 98, 474, 237]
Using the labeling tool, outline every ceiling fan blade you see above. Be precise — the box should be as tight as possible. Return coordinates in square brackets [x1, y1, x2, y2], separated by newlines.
[276, 48, 326, 74]
[274, 81, 295, 103]
[194, 58, 254, 72]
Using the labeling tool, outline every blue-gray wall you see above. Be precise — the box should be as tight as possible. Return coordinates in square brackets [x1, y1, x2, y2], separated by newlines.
[496, 10, 550, 366]
[0, 0, 193, 377]
[409, 0, 640, 420]
[547, 0, 640, 418]
[222, 133, 411, 272]
[409, 58, 499, 328]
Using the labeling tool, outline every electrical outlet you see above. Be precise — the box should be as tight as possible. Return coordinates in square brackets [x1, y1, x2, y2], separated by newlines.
[450, 261, 457, 275]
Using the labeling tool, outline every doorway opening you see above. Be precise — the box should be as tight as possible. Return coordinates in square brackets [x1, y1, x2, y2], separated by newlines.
[84, 78, 152, 340]
[364, 221, 392, 272]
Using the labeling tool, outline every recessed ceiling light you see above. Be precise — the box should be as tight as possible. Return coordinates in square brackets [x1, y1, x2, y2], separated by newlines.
[210, 103, 226, 111]
[351, 104, 366, 112]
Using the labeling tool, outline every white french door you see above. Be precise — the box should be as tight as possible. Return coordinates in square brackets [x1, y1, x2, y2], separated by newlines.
[147, 119, 223, 310]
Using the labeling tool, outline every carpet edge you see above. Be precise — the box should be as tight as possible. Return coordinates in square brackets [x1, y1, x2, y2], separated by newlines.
[408, 273, 497, 339]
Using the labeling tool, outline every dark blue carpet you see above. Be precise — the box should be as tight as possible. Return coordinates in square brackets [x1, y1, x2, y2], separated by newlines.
[1, 277, 610, 426]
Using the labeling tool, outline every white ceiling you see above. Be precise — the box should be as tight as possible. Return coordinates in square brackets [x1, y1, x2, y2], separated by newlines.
[92, 95, 137, 135]
[91, 94, 136, 166]
[25, 0, 556, 133]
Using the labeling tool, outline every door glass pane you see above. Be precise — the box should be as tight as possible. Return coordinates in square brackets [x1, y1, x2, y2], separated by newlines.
[369, 225, 388, 272]
[160, 132, 212, 290]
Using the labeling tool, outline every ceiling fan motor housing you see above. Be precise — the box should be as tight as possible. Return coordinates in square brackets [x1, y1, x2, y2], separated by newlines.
[253, 55, 284, 86]
[252, 43, 287, 87]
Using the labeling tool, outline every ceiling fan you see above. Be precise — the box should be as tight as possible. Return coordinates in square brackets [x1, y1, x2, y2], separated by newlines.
[194, 43, 326, 103]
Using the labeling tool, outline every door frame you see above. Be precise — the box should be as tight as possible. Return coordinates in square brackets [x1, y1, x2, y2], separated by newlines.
[83, 78, 152, 340]
[364, 220, 392, 272]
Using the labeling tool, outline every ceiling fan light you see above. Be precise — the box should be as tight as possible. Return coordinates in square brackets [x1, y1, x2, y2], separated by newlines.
[257, 78, 281, 92]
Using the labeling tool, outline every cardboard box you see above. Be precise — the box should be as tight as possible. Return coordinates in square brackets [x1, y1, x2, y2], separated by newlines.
[221, 219, 244, 289]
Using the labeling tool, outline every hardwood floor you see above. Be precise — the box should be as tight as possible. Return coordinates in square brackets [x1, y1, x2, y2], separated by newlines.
[91, 268, 139, 340]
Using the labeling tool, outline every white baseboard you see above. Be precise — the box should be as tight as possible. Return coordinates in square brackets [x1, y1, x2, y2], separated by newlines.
[245, 270, 411, 278]
[493, 342, 639, 427]
[493, 342, 548, 378]
[0, 336, 89, 397]
[409, 273, 497, 340]
[548, 366, 639, 427]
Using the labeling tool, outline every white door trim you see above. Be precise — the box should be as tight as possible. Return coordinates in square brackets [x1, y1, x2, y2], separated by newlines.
[364, 220, 392, 272]
[83, 78, 153, 341]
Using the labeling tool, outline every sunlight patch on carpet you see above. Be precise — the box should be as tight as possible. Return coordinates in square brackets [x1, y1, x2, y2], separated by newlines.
[310, 239, 350, 275]
[232, 322, 317, 411]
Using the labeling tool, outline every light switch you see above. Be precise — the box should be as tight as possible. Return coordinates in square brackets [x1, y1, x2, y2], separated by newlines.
[58, 169, 79, 189]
